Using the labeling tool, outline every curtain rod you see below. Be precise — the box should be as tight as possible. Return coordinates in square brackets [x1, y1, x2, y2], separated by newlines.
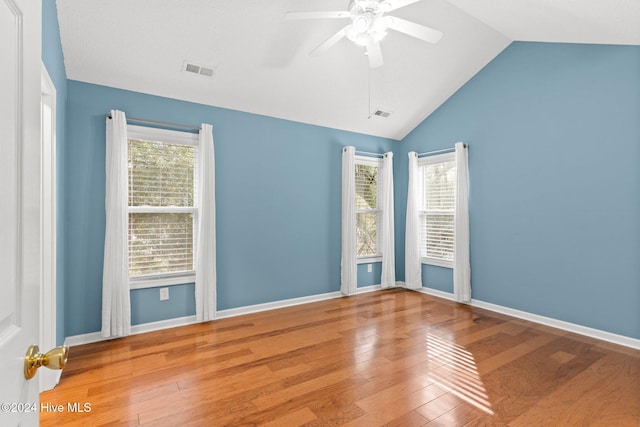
[106, 113, 200, 131]
[417, 144, 466, 158]
[355, 150, 385, 158]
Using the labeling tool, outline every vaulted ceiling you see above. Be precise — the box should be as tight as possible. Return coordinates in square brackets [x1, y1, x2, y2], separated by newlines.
[56, 0, 640, 140]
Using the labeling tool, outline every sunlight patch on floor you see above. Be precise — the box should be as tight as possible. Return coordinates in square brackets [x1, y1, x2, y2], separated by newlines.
[426, 334, 494, 415]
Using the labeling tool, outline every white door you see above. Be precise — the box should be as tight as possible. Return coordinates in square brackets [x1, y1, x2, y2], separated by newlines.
[0, 0, 43, 425]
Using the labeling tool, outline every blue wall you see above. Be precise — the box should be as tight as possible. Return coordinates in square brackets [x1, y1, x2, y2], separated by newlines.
[42, 0, 67, 345]
[56, 41, 640, 341]
[397, 42, 640, 339]
[64, 81, 394, 336]
[131, 284, 196, 325]
[357, 263, 383, 287]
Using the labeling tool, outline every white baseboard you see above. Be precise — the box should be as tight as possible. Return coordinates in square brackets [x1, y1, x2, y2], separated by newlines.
[65, 286, 383, 347]
[203, 285, 383, 320]
[357, 284, 383, 294]
[215, 290, 343, 319]
[471, 299, 640, 350]
[65, 315, 200, 347]
[412, 284, 457, 302]
[64, 284, 639, 350]
[414, 285, 640, 350]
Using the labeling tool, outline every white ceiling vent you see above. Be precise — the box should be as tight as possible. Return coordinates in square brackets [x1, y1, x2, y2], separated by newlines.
[374, 109, 391, 118]
[183, 61, 216, 79]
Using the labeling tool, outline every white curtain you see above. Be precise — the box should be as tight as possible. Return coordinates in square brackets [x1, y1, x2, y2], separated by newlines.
[454, 142, 471, 302]
[195, 124, 217, 321]
[341, 146, 357, 295]
[102, 109, 131, 338]
[405, 151, 422, 290]
[380, 152, 396, 288]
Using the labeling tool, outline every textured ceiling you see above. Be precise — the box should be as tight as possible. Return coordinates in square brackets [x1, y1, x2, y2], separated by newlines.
[56, 0, 640, 140]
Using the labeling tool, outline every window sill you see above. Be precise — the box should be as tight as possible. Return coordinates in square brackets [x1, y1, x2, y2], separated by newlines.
[130, 272, 195, 290]
[421, 257, 454, 269]
[357, 256, 382, 264]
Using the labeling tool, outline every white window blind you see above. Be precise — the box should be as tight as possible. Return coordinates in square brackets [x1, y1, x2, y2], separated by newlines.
[355, 159, 380, 258]
[420, 154, 456, 266]
[128, 137, 197, 278]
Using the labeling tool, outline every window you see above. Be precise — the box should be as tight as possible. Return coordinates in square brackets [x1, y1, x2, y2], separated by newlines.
[127, 125, 199, 288]
[355, 156, 382, 262]
[419, 153, 456, 267]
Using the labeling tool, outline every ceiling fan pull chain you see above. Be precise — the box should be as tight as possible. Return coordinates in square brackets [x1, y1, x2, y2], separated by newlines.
[367, 65, 372, 119]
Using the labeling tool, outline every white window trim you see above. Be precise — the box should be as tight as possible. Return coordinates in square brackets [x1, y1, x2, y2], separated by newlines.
[418, 152, 454, 167]
[354, 155, 382, 168]
[127, 124, 199, 289]
[128, 125, 199, 146]
[130, 272, 196, 290]
[418, 152, 455, 269]
[355, 155, 383, 261]
[357, 256, 382, 264]
[128, 206, 196, 214]
[420, 256, 454, 269]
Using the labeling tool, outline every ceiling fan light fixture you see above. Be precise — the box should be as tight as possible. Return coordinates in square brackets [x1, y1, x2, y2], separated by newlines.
[354, 15, 369, 32]
[288, 0, 442, 68]
[345, 1, 390, 47]
[356, 33, 370, 46]
[372, 16, 388, 32]
[379, 1, 393, 12]
[371, 16, 390, 41]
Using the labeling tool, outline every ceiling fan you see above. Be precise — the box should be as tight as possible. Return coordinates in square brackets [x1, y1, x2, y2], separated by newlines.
[285, 0, 443, 68]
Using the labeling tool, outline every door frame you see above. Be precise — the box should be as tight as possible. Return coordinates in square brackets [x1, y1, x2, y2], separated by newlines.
[40, 64, 58, 392]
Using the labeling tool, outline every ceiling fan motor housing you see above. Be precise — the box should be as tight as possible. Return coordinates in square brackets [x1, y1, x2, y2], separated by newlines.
[346, 0, 393, 45]
[286, 0, 442, 68]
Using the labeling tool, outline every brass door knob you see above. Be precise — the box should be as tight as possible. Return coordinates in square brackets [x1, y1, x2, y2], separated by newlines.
[24, 345, 69, 379]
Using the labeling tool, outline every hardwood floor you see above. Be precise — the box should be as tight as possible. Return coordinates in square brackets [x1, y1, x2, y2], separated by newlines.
[40, 289, 640, 426]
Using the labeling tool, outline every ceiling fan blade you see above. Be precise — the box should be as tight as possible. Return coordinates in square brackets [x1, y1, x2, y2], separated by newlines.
[366, 40, 384, 68]
[310, 27, 347, 56]
[380, 0, 421, 12]
[285, 11, 350, 20]
[387, 16, 443, 44]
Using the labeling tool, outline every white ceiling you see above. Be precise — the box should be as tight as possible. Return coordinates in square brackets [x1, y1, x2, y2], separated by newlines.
[56, 0, 640, 140]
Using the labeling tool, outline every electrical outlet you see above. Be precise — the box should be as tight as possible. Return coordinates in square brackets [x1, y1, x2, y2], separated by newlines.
[367, 264, 372, 273]
[159, 287, 169, 301]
